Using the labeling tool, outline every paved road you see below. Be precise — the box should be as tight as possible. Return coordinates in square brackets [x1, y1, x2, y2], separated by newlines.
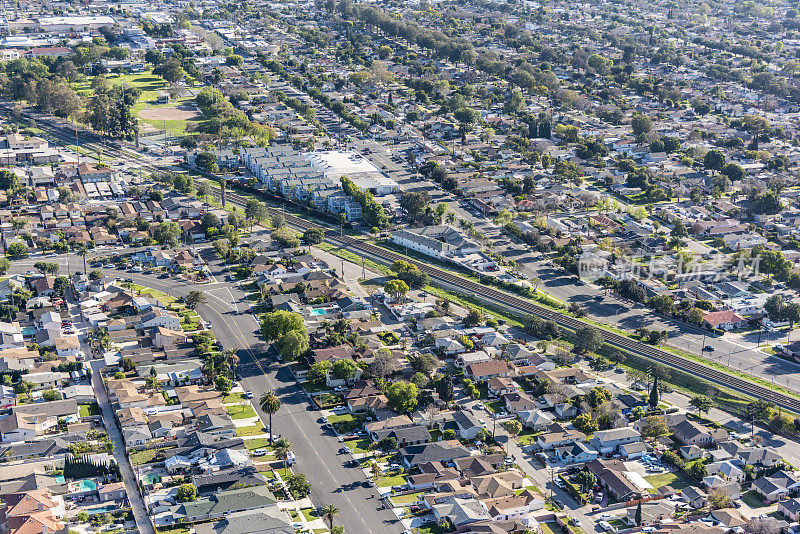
[29, 250, 402, 534]
[458, 398, 599, 532]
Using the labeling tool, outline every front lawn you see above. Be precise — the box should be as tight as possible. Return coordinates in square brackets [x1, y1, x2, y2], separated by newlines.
[223, 392, 247, 403]
[344, 438, 372, 455]
[300, 508, 320, 522]
[484, 400, 505, 413]
[539, 522, 560, 534]
[377, 473, 408, 487]
[236, 425, 266, 437]
[516, 429, 542, 446]
[244, 438, 271, 450]
[392, 492, 424, 505]
[227, 404, 257, 419]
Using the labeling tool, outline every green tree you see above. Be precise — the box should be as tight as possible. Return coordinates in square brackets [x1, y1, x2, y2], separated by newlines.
[259, 390, 281, 445]
[631, 114, 652, 139]
[574, 469, 597, 493]
[176, 483, 197, 502]
[704, 150, 726, 175]
[505, 419, 522, 436]
[303, 228, 325, 244]
[214, 375, 231, 394]
[320, 504, 340, 531]
[588, 387, 612, 408]
[574, 326, 604, 353]
[635, 500, 642, 526]
[286, 473, 311, 498]
[384, 279, 409, 302]
[386, 381, 418, 413]
[261, 311, 304, 340]
[185, 290, 206, 309]
[276, 329, 309, 360]
[436, 375, 454, 403]
[6, 242, 28, 259]
[689, 395, 714, 417]
[307, 361, 332, 383]
[649, 376, 659, 409]
[640, 415, 668, 438]
[331, 359, 358, 381]
[573, 413, 598, 434]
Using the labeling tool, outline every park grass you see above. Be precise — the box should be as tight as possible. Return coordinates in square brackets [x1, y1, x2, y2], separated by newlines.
[79, 402, 101, 417]
[236, 425, 266, 437]
[83, 70, 203, 136]
[227, 404, 257, 419]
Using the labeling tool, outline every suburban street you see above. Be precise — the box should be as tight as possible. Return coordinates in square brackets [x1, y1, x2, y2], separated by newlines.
[14, 248, 403, 534]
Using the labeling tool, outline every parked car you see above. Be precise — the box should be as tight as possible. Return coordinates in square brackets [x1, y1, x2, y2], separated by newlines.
[252, 448, 269, 456]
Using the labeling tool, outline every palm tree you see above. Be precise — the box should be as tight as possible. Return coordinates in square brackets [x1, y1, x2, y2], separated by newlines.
[320, 504, 340, 531]
[331, 527, 344, 534]
[274, 437, 291, 475]
[77, 242, 89, 274]
[259, 390, 281, 445]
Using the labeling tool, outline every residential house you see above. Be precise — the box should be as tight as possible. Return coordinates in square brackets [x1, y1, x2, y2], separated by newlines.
[672, 420, 727, 447]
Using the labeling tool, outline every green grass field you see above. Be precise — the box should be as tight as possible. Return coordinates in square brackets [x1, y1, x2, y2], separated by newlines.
[236, 425, 266, 437]
[79, 402, 101, 417]
[223, 392, 247, 403]
[75, 70, 204, 136]
[227, 404, 257, 419]
[644, 472, 693, 492]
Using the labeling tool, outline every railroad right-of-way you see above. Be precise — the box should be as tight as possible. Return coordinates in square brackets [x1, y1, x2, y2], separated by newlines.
[211, 184, 800, 415]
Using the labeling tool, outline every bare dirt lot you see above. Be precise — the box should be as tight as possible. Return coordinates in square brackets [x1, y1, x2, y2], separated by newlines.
[138, 107, 201, 121]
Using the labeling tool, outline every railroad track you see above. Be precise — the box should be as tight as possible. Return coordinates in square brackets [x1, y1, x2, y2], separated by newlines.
[208, 184, 800, 413]
[0, 102, 162, 174]
[16, 104, 797, 413]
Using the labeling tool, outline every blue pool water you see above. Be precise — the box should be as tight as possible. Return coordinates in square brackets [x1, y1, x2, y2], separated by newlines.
[87, 505, 117, 515]
[21, 327, 35, 336]
[311, 309, 328, 316]
[54, 475, 65, 483]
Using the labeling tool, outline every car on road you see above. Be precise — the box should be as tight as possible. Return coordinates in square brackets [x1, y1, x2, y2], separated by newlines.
[702, 345, 715, 352]
[338, 447, 349, 454]
[245, 390, 253, 399]
[552, 499, 564, 510]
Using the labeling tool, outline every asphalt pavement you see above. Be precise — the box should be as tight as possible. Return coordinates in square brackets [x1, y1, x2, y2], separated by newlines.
[24, 250, 403, 534]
